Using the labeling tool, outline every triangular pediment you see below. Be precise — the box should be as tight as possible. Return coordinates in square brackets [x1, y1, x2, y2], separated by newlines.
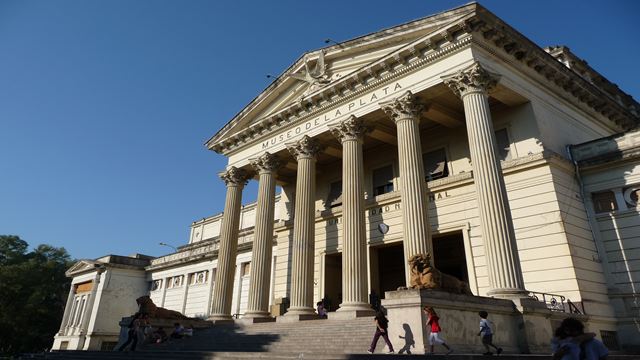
[66, 260, 99, 276]
[207, 3, 478, 150]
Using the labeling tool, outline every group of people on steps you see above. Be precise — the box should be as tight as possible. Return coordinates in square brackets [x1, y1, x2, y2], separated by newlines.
[367, 306, 609, 359]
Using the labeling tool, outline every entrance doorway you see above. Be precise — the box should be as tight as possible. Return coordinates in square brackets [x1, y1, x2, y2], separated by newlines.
[371, 243, 405, 300]
[323, 253, 342, 312]
[433, 231, 468, 282]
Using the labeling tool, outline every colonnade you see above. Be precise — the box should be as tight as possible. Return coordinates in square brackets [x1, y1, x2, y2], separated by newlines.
[209, 61, 527, 321]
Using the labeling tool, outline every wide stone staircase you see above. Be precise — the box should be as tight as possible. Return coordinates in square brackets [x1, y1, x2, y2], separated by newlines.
[19, 318, 637, 359]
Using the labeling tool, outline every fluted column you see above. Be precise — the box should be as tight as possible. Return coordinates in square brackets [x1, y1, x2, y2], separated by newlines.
[283, 135, 321, 318]
[329, 116, 375, 318]
[210, 166, 249, 320]
[380, 91, 433, 286]
[245, 152, 281, 319]
[442, 62, 527, 298]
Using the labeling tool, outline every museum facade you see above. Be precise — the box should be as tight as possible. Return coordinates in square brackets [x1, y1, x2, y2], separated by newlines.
[52, 3, 640, 352]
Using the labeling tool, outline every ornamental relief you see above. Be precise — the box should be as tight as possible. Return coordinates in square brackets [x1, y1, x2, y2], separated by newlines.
[329, 115, 371, 142]
[219, 166, 249, 186]
[379, 90, 424, 122]
[286, 135, 322, 160]
[442, 62, 500, 98]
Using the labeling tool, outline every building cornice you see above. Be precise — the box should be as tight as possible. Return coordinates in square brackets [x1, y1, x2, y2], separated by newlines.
[470, 10, 638, 130]
[208, 6, 639, 156]
[208, 19, 476, 155]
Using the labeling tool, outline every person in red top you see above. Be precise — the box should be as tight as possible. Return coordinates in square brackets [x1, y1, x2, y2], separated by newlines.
[423, 306, 453, 354]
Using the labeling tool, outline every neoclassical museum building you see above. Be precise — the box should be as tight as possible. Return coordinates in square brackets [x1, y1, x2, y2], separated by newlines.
[52, 3, 640, 352]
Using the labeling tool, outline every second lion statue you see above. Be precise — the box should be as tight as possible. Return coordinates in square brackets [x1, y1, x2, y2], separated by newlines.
[408, 253, 473, 295]
[136, 295, 192, 320]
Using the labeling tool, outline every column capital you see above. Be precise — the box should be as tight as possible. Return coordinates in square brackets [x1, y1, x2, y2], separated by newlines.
[219, 166, 249, 187]
[442, 62, 500, 98]
[286, 135, 322, 160]
[249, 152, 282, 174]
[329, 115, 371, 143]
[379, 91, 425, 123]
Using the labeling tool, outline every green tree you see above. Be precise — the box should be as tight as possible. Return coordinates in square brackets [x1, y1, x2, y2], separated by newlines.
[0, 235, 74, 356]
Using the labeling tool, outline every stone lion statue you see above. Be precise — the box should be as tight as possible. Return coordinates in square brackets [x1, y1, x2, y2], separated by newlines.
[136, 295, 192, 320]
[408, 253, 472, 295]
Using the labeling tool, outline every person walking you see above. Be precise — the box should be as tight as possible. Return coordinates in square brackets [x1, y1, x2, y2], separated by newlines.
[478, 311, 502, 355]
[117, 313, 141, 351]
[367, 310, 395, 354]
[423, 306, 453, 355]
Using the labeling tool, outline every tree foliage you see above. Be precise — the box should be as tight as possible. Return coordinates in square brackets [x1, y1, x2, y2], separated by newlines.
[0, 235, 74, 355]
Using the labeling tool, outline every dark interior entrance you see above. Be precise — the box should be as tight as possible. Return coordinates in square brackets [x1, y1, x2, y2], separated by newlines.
[372, 243, 406, 300]
[433, 231, 468, 282]
[323, 253, 342, 312]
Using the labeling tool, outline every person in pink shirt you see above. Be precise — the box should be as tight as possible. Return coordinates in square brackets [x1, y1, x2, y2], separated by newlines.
[423, 306, 453, 355]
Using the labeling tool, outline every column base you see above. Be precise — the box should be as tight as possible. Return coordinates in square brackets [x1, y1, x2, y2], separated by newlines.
[208, 314, 234, 324]
[329, 302, 376, 320]
[242, 310, 272, 319]
[276, 313, 321, 323]
[237, 316, 276, 324]
[277, 307, 319, 322]
[486, 288, 530, 300]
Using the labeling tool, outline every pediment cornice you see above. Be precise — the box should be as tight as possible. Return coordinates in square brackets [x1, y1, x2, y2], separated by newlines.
[66, 260, 100, 277]
[208, 14, 478, 154]
[208, 4, 639, 155]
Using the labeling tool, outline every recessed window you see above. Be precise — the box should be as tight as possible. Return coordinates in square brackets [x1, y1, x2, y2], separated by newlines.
[150, 279, 162, 291]
[189, 271, 208, 285]
[495, 129, 512, 161]
[373, 165, 394, 196]
[241, 262, 251, 277]
[326, 180, 342, 208]
[423, 148, 449, 181]
[592, 191, 617, 213]
[167, 275, 184, 289]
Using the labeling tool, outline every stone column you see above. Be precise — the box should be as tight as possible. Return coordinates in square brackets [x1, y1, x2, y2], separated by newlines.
[210, 166, 249, 321]
[380, 91, 433, 286]
[442, 62, 527, 298]
[282, 135, 321, 320]
[329, 115, 375, 318]
[58, 284, 77, 335]
[244, 152, 281, 320]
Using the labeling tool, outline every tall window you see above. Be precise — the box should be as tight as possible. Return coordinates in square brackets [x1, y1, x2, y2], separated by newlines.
[495, 129, 512, 161]
[592, 191, 617, 213]
[372, 165, 394, 196]
[423, 148, 449, 181]
[326, 181, 342, 208]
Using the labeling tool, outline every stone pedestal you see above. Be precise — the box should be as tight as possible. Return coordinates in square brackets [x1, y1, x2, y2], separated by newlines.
[382, 289, 558, 354]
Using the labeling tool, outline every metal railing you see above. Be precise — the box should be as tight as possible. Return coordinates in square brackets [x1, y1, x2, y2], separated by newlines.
[528, 291, 585, 314]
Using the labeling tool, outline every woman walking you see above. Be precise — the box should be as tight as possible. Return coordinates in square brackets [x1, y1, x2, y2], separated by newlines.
[423, 306, 453, 355]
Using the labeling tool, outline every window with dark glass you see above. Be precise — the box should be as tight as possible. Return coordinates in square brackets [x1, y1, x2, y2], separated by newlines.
[373, 165, 394, 196]
[423, 148, 449, 181]
[326, 180, 342, 208]
[592, 191, 618, 213]
[495, 129, 512, 161]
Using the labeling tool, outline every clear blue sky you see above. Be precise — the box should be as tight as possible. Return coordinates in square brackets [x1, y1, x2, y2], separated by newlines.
[1, 1, 638, 260]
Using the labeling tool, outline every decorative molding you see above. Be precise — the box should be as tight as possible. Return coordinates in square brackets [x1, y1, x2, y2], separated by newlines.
[209, 33, 474, 154]
[219, 166, 249, 187]
[249, 152, 282, 174]
[441, 61, 500, 97]
[329, 115, 370, 142]
[379, 91, 425, 122]
[286, 135, 322, 160]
